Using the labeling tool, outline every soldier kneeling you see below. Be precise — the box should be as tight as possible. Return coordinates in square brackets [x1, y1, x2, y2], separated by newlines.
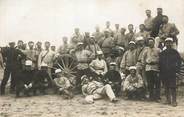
[16, 60, 34, 97]
[123, 66, 145, 100]
[53, 69, 74, 99]
[32, 63, 52, 95]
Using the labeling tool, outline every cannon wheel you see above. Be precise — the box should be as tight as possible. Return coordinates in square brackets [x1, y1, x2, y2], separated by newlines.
[54, 54, 78, 77]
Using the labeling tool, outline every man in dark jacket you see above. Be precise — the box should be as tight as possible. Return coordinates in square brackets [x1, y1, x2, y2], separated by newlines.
[103, 62, 122, 96]
[151, 8, 163, 37]
[0, 41, 26, 95]
[159, 38, 181, 107]
[16, 60, 35, 97]
[32, 63, 53, 95]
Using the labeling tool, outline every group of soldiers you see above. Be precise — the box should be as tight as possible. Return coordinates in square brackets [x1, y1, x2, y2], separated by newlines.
[0, 8, 182, 107]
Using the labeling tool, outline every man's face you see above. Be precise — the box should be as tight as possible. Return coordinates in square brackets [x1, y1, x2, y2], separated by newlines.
[139, 25, 145, 31]
[157, 8, 163, 15]
[63, 37, 68, 44]
[74, 28, 79, 34]
[51, 46, 55, 51]
[28, 42, 34, 49]
[104, 31, 109, 37]
[45, 42, 50, 49]
[17, 41, 23, 48]
[148, 40, 155, 48]
[128, 25, 134, 32]
[106, 21, 110, 28]
[162, 17, 168, 24]
[85, 32, 90, 37]
[25, 66, 32, 71]
[109, 65, 116, 70]
[146, 10, 151, 17]
[130, 69, 136, 75]
[9, 42, 15, 48]
[120, 28, 126, 34]
[165, 41, 172, 48]
[129, 43, 135, 50]
[115, 24, 119, 30]
[37, 42, 42, 48]
[95, 27, 100, 32]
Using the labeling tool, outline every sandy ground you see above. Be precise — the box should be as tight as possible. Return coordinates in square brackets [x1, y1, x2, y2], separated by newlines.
[1, 69, 184, 117]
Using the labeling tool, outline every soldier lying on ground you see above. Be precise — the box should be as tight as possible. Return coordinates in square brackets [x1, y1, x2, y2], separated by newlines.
[81, 75, 118, 104]
[53, 69, 74, 99]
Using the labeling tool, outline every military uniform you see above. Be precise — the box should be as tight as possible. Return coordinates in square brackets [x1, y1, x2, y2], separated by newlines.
[0, 47, 26, 95]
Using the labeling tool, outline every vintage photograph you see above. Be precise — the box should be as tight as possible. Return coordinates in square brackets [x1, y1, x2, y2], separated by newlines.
[0, 0, 184, 117]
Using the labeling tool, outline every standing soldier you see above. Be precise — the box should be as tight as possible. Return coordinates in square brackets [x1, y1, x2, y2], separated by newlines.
[115, 28, 126, 48]
[144, 9, 153, 34]
[159, 38, 181, 107]
[113, 24, 121, 40]
[57, 36, 71, 54]
[158, 15, 179, 49]
[35, 41, 43, 69]
[142, 38, 161, 101]
[25, 41, 37, 70]
[0, 41, 26, 95]
[125, 24, 135, 50]
[92, 26, 103, 43]
[135, 24, 150, 45]
[71, 28, 84, 49]
[103, 21, 113, 34]
[99, 30, 115, 58]
[38, 41, 56, 78]
[151, 8, 163, 37]
[120, 41, 138, 76]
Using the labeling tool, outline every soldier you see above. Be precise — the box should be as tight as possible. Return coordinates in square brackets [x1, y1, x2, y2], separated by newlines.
[16, 40, 24, 50]
[158, 15, 179, 49]
[92, 26, 103, 43]
[53, 69, 73, 99]
[113, 24, 121, 39]
[32, 63, 53, 95]
[75, 42, 92, 89]
[71, 28, 84, 48]
[51, 46, 56, 52]
[115, 28, 126, 48]
[89, 51, 107, 82]
[81, 75, 118, 104]
[135, 24, 150, 45]
[15, 60, 34, 97]
[142, 38, 161, 101]
[25, 41, 37, 70]
[123, 66, 145, 100]
[103, 62, 122, 96]
[99, 30, 115, 58]
[57, 36, 71, 54]
[38, 41, 56, 78]
[120, 41, 138, 76]
[151, 8, 163, 37]
[103, 21, 113, 34]
[35, 41, 43, 69]
[0, 41, 26, 95]
[85, 36, 102, 60]
[159, 38, 182, 107]
[144, 9, 153, 33]
[125, 24, 135, 50]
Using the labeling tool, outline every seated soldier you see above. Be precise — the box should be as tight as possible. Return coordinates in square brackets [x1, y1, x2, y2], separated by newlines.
[32, 63, 53, 95]
[16, 60, 34, 97]
[81, 75, 118, 104]
[54, 69, 73, 99]
[89, 51, 107, 82]
[103, 62, 122, 96]
[123, 66, 145, 100]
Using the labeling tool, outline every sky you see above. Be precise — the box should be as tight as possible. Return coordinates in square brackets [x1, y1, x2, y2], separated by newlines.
[0, 0, 184, 51]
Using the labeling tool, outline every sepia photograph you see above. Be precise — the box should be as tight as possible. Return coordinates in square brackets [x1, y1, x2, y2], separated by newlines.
[0, 0, 184, 117]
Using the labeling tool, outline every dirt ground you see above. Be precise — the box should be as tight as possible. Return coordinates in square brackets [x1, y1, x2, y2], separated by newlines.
[1, 69, 184, 117]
